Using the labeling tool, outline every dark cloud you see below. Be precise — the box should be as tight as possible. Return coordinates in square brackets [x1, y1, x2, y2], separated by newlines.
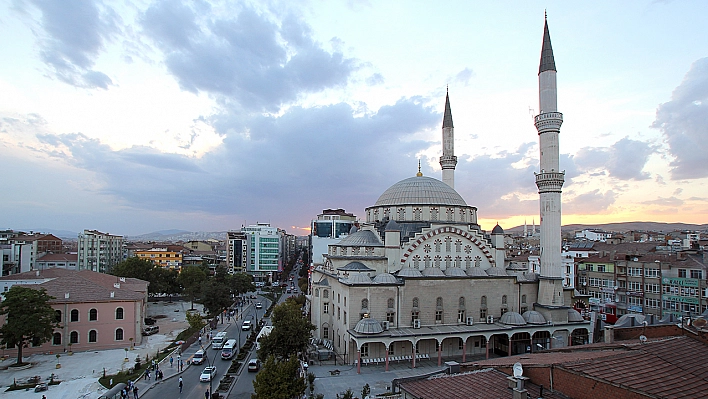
[20, 0, 119, 89]
[574, 137, 653, 181]
[652, 57, 708, 180]
[140, 2, 357, 112]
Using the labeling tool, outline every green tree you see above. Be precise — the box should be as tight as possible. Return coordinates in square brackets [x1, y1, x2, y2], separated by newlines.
[228, 272, 256, 296]
[111, 257, 154, 282]
[200, 279, 231, 316]
[178, 265, 207, 309]
[0, 286, 59, 365]
[252, 355, 305, 399]
[258, 299, 314, 361]
[151, 267, 180, 300]
[185, 311, 206, 331]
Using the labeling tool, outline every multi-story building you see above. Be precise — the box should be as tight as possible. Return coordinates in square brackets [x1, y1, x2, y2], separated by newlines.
[310, 209, 358, 266]
[134, 247, 184, 269]
[183, 240, 215, 252]
[36, 253, 79, 271]
[241, 223, 282, 284]
[77, 230, 125, 273]
[226, 231, 248, 274]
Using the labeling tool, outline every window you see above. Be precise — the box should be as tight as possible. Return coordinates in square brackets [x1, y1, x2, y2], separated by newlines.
[388, 298, 395, 309]
[411, 311, 419, 324]
[629, 281, 641, 291]
[89, 308, 98, 321]
[70, 309, 79, 322]
[89, 330, 97, 343]
[481, 296, 487, 307]
[361, 343, 369, 357]
[435, 310, 443, 322]
[645, 284, 660, 294]
[597, 264, 606, 272]
[502, 295, 507, 305]
[690, 270, 703, 279]
[678, 269, 687, 278]
[70, 331, 79, 344]
[413, 297, 419, 308]
[322, 327, 328, 340]
[480, 308, 487, 319]
[645, 268, 659, 278]
[52, 332, 61, 345]
[323, 290, 329, 298]
[387, 312, 395, 323]
[361, 299, 369, 310]
[315, 289, 319, 297]
[323, 303, 329, 314]
[116, 307, 124, 320]
[337, 308, 340, 320]
[628, 267, 642, 277]
[459, 297, 465, 307]
[343, 311, 347, 324]
[115, 328, 124, 341]
[55, 310, 62, 323]
[458, 310, 466, 323]
[521, 295, 527, 304]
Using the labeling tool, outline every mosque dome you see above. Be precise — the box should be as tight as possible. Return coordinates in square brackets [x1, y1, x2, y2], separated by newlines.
[374, 176, 467, 207]
[421, 267, 446, 277]
[485, 266, 508, 276]
[492, 224, 504, 234]
[499, 311, 527, 326]
[444, 267, 467, 277]
[373, 273, 398, 284]
[397, 267, 423, 278]
[353, 317, 384, 334]
[338, 262, 375, 272]
[522, 310, 547, 325]
[467, 267, 488, 277]
[337, 230, 383, 247]
[347, 273, 372, 284]
[567, 309, 584, 323]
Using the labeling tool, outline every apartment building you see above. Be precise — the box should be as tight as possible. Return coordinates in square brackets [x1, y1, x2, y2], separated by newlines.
[310, 208, 357, 266]
[226, 231, 248, 274]
[134, 247, 184, 269]
[77, 230, 125, 273]
[241, 223, 282, 284]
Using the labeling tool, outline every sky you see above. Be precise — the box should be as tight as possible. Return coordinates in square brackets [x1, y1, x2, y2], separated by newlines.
[1, 0, 707, 237]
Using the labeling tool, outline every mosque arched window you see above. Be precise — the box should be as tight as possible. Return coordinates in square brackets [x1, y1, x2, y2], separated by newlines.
[352, 246, 360, 255]
[323, 290, 329, 298]
[315, 289, 319, 297]
[434, 255, 442, 268]
[365, 247, 374, 256]
[413, 208, 422, 221]
[397, 207, 406, 220]
[445, 255, 452, 268]
[424, 244, 431, 253]
[474, 256, 482, 267]
[373, 209, 379, 221]
[413, 297, 419, 308]
[455, 239, 462, 252]
[413, 255, 421, 269]
[459, 209, 466, 222]
[502, 295, 508, 305]
[459, 296, 465, 308]
[435, 297, 444, 323]
[481, 296, 488, 308]
[455, 256, 462, 267]
[434, 239, 442, 252]
[388, 298, 395, 309]
[383, 208, 390, 218]
[444, 236, 452, 252]
[465, 256, 472, 268]
[424, 255, 431, 268]
[446, 207, 454, 221]
[431, 207, 439, 221]
[521, 295, 527, 304]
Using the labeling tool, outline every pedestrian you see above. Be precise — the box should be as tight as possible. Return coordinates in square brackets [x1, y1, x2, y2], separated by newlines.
[133, 385, 139, 399]
[179, 378, 183, 393]
[145, 369, 150, 381]
[170, 356, 174, 367]
[205, 389, 210, 399]
[198, 336, 202, 345]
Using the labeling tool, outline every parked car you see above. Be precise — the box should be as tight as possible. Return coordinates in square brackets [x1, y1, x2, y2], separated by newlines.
[255, 302, 263, 309]
[142, 325, 159, 336]
[242, 320, 252, 331]
[144, 317, 157, 325]
[200, 366, 216, 382]
[247, 359, 261, 372]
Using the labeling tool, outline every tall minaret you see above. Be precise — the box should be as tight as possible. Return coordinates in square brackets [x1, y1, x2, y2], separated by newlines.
[440, 88, 457, 188]
[535, 15, 565, 306]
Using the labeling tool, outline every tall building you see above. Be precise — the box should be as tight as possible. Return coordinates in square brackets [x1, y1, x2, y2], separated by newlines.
[310, 209, 358, 266]
[77, 229, 125, 273]
[535, 16, 566, 308]
[226, 231, 248, 274]
[242, 223, 281, 285]
[307, 18, 589, 371]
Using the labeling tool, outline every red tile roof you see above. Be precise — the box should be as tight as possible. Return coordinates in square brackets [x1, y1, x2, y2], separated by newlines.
[400, 368, 569, 399]
[37, 253, 78, 262]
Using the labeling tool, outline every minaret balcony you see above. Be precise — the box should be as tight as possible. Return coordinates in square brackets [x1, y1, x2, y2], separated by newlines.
[535, 171, 565, 192]
[534, 112, 563, 133]
[439, 155, 457, 169]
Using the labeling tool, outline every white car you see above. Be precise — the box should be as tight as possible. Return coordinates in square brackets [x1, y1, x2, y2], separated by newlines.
[255, 302, 263, 309]
[242, 320, 252, 331]
[200, 366, 216, 382]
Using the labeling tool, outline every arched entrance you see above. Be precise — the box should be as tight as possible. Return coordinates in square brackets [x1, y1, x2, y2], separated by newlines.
[532, 331, 550, 351]
[510, 332, 531, 355]
[571, 328, 589, 345]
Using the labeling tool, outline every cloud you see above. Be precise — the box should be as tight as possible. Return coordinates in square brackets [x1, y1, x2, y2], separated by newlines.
[140, 2, 357, 112]
[574, 137, 653, 180]
[563, 189, 617, 215]
[454, 68, 475, 86]
[18, 0, 119, 89]
[652, 57, 708, 180]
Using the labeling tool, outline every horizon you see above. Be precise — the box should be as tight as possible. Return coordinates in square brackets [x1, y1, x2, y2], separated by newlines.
[2, 2, 708, 236]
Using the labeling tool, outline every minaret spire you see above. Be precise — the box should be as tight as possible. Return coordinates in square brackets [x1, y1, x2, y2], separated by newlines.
[535, 15, 565, 308]
[440, 87, 457, 188]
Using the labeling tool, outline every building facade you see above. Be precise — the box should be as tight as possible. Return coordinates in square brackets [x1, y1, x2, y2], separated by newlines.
[134, 247, 184, 269]
[310, 209, 358, 266]
[226, 231, 248, 274]
[77, 230, 125, 273]
[242, 223, 281, 284]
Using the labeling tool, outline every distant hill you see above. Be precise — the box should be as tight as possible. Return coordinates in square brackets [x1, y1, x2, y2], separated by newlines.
[13, 228, 79, 240]
[506, 221, 708, 234]
[127, 230, 227, 242]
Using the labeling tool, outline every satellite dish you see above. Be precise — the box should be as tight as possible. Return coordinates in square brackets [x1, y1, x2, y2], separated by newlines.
[639, 335, 647, 343]
[513, 362, 523, 378]
[693, 317, 707, 329]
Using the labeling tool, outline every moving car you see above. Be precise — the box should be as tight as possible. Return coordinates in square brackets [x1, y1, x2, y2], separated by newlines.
[221, 339, 237, 360]
[212, 332, 228, 349]
[242, 320, 252, 331]
[142, 325, 159, 336]
[192, 350, 205, 365]
[247, 359, 261, 372]
[255, 302, 263, 309]
[200, 366, 216, 382]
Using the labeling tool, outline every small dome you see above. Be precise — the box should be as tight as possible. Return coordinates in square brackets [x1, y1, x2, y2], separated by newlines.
[397, 267, 423, 277]
[347, 273, 372, 284]
[354, 317, 384, 334]
[567, 309, 584, 323]
[485, 266, 508, 276]
[492, 224, 504, 234]
[385, 220, 401, 231]
[349, 225, 359, 234]
[444, 267, 467, 277]
[373, 273, 398, 284]
[422, 267, 445, 277]
[467, 267, 488, 277]
[337, 230, 383, 247]
[500, 311, 526, 326]
[522, 310, 547, 325]
[338, 262, 375, 272]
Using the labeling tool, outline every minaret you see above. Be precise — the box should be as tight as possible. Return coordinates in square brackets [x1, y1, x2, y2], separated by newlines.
[535, 15, 565, 306]
[440, 88, 457, 188]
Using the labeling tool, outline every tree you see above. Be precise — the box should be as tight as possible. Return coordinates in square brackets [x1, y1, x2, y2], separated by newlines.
[258, 299, 314, 361]
[178, 265, 207, 309]
[186, 311, 206, 331]
[252, 355, 305, 399]
[227, 272, 255, 296]
[200, 280, 231, 316]
[0, 286, 59, 365]
[111, 257, 154, 282]
[151, 267, 180, 300]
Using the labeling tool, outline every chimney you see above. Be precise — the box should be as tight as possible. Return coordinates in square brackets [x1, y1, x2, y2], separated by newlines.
[604, 326, 614, 344]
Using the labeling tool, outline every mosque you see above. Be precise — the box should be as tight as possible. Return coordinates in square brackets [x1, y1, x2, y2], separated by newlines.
[308, 18, 590, 372]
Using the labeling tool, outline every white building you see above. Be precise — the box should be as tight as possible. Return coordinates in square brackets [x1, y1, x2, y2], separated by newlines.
[575, 229, 612, 242]
[77, 229, 125, 273]
[242, 223, 281, 284]
[310, 209, 358, 266]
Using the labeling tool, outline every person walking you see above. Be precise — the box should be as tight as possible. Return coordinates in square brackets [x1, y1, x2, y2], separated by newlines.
[205, 389, 210, 399]
[170, 356, 174, 367]
[133, 385, 139, 399]
[179, 376, 183, 393]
